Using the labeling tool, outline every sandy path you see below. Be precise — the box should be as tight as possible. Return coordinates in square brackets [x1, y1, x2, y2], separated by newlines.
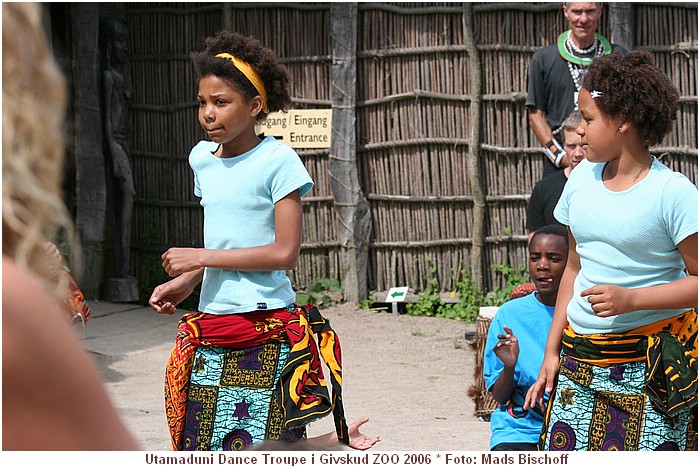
[305, 303, 490, 451]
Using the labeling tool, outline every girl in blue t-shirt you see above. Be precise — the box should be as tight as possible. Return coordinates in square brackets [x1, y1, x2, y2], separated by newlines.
[525, 50, 698, 451]
[148, 31, 379, 452]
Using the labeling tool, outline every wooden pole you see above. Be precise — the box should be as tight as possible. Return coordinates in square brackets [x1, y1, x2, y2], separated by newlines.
[223, 2, 232, 32]
[329, 3, 371, 303]
[608, 2, 634, 50]
[71, 3, 106, 299]
[463, 3, 485, 289]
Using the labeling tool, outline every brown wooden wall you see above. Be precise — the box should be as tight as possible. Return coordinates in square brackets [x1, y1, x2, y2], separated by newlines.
[124, 2, 698, 304]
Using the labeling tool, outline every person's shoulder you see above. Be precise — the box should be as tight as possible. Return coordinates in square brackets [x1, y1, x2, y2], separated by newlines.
[188, 141, 218, 165]
[495, 292, 536, 315]
[650, 157, 685, 180]
[491, 293, 542, 329]
[578, 158, 595, 168]
[568, 158, 598, 179]
[651, 158, 697, 193]
[531, 43, 560, 61]
[257, 137, 304, 166]
[530, 176, 547, 196]
[505, 291, 550, 315]
[542, 169, 567, 184]
[533, 43, 558, 55]
[260, 136, 297, 156]
[189, 140, 217, 158]
[530, 176, 550, 200]
[532, 170, 566, 193]
[668, 172, 698, 192]
[191, 140, 217, 152]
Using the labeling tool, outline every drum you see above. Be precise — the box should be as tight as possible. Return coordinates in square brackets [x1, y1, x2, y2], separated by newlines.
[467, 307, 499, 420]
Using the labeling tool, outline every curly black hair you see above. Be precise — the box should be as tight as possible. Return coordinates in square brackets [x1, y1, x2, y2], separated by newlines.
[191, 31, 291, 121]
[582, 50, 679, 148]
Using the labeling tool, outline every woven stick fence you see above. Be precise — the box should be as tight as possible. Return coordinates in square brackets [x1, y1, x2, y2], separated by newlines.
[122, 2, 697, 305]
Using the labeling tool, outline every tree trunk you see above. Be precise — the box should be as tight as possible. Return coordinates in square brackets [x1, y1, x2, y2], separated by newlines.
[71, 3, 106, 299]
[609, 3, 634, 50]
[463, 3, 485, 289]
[329, 3, 371, 303]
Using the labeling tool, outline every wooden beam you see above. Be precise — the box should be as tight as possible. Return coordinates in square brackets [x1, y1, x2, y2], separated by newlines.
[329, 3, 371, 303]
[609, 2, 634, 51]
[71, 3, 106, 299]
[464, 3, 486, 290]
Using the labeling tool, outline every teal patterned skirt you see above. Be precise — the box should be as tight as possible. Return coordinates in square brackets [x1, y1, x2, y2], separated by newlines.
[182, 342, 305, 450]
[540, 355, 697, 451]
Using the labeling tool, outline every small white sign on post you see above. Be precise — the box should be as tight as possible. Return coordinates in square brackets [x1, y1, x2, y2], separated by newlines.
[385, 286, 409, 314]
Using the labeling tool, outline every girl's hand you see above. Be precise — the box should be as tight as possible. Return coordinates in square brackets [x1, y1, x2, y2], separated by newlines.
[494, 325, 519, 368]
[581, 284, 633, 317]
[347, 418, 381, 450]
[162, 248, 203, 277]
[149, 277, 195, 314]
[524, 352, 559, 413]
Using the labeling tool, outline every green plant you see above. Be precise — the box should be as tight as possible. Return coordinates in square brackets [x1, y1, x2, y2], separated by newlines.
[358, 290, 376, 310]
[406, 260, 485, 322]
[406, 261, 443, 318]
[441, 267, 485, 322]
[483, 263, 530, 307]
[406, 259, 532, 322]
[295, 278, 343, 308]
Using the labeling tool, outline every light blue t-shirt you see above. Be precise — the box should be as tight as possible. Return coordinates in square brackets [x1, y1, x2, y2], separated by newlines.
[483, 292, 554, 448]
[189, 137, 313, 314]
[554, 157, 697, 334]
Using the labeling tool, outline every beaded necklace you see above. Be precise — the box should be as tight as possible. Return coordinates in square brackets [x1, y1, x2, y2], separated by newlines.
[566, 30, 597, 55]
[557, 30, 612, 92]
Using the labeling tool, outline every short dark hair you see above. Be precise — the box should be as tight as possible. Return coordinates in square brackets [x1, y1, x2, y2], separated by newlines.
[530, 224, 568, 248]
[582, 50, 679, 148]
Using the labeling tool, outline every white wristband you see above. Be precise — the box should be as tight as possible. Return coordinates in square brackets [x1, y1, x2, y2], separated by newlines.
[543, 139, 566, 168]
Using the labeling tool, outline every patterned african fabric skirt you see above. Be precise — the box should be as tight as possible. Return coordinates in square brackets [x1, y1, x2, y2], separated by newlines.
[60, 270, 91, 326]
[164, 304, 348, 451]
[182, 342, 305, 450]
[539, 311, 698, 451]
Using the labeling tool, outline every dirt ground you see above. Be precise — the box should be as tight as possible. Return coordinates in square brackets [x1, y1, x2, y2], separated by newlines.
[85, 301, 492, 452]
[305, 303, 490, 451]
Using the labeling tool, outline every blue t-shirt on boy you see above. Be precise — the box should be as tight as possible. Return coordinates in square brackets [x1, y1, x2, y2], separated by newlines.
[483, 292, 554, 448]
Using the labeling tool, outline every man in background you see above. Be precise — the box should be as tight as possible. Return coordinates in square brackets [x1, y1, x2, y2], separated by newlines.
[526, 111, 585, 242]
[526, 2, 622, 179]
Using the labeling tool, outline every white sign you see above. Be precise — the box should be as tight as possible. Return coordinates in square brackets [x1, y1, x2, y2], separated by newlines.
[255, 109, 332, 149]
[385, 286, 409, 303]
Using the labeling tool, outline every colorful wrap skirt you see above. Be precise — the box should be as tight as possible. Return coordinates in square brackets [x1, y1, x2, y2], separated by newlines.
[164, 304, 348, 451]
[540, 310, 698, 451]
[60, 270, 91, 326]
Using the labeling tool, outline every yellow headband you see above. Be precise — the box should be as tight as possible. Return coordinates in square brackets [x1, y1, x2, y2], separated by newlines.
[215, 53, 269, 113]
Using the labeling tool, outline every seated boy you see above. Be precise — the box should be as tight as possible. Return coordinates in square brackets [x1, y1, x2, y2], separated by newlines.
[483, 224, 569, 451]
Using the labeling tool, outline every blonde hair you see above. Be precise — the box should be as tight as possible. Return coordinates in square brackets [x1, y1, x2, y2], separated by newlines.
[560, 110, 582, 134]
[2, 3, 78, 285]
